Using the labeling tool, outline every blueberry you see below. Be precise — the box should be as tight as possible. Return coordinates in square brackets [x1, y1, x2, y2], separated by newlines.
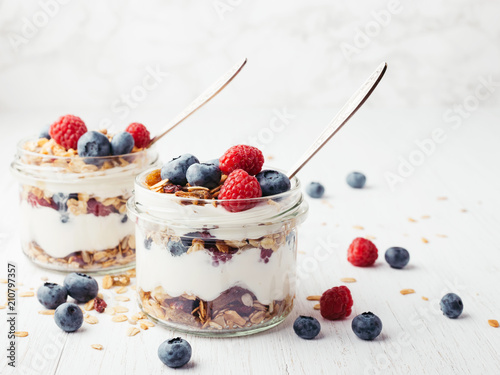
[385, 247, 410, 269]
[63, 273, 98, 303]
[180, 232, 199, 247]
[286, 231, 296, 248]
[352, 312, 383, 340]
[206, 158, 220, 167]
[186, 163, 221, 189]
[54, 302, 83, 332]
[37, 282, 68, 309]
[167, 240, 188, 257]
[144, 237, 152, 250]
[161, 154, 199, 186]
[346, 172, 366, 189]
[180, 231, 215, 248]
[158, 337, 192, 368]
[60, 214, 69, 223]
[39, 125, 51, 139]
[121, 214, 128, 223]
[111, 131, 135, 155]
[440, 293, 463, 319]
[293, 316, 321, 339]
[306, 182, 324, 198]
[256, 170, 291, 197]
[52, 193, 69, 212]
[77, 131, 111, 158]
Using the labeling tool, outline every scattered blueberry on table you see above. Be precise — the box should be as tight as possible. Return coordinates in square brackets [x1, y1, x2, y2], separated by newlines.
[37, 282, 67, 309]
[158, 337, 192, 368]
[306, 182, 325, 198]
[346, 172, 366, 189]
[63, 272, 99, 303]
[293, 316, 321, 339]
[351, 312, 383, 340]
[54, 302, 84, 332]
[385, 247, 410, 269]
[440, 293, 463, 319]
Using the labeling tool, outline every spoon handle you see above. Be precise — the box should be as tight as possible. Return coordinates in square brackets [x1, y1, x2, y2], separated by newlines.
[148, 58, 247, 147]
[287, 62, 388, 179]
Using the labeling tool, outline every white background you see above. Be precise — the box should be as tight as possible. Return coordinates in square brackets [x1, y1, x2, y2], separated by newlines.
[0, 1, 500, 374]
[1, 0, 500, 114]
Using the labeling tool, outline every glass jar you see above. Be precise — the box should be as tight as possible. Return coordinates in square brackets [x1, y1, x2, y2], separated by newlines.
[128, 167, 308, 337]
[10, 137, 159, 273]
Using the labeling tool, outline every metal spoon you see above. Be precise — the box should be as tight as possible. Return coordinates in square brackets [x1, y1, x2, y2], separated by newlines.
[148, 58, 247, 147]
[287, 62, 388, 179]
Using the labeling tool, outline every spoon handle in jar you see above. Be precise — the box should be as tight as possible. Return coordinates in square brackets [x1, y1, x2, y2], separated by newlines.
[287, 62, 388, 179]
[148, 58, 247, 147]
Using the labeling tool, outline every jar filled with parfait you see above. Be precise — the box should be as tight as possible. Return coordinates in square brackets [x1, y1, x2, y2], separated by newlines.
[128, 145, 308, 336]
[11, 115, 159, 273]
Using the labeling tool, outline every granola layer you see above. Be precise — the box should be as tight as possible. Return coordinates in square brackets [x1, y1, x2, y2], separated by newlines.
[139, 286, 293, 331]
[25, 235, 135, 271]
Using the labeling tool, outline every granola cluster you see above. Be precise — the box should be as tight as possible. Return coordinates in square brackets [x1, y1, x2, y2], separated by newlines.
[139, 286, 293, 331]
[144, 168, 226, 204]
[26, 235, 135, 271]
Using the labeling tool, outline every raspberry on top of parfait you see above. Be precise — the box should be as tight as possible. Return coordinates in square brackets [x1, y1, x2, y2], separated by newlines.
[144, 145, 292, 213]
[22, 116, 152, 172]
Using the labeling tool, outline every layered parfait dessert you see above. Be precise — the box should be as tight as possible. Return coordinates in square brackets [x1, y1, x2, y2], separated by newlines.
[129, 145, 308, 335]
[11, 115, 159, 272]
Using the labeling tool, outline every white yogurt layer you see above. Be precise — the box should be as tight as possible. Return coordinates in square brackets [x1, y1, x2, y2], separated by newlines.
[137, 233, 295, 305]
[20, 202, 133, 258]
[135, 186, 292, 241]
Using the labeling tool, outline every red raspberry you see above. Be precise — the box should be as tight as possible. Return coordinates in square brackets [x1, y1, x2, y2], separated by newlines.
[125, 123, 150, 148]
[320, 286, 353, 320]
[347, 237, 378, 267]
[219, 169, 262, 212]
[219, 145, 264, 176]
[86, 199, 116, 217]
[49, 115, 87, 150]
[27, 193, 57, 210]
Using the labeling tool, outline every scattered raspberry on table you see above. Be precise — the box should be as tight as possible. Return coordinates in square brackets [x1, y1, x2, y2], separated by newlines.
[347, 237, 378, 267]
[219, 145, 264, 176]
[320, 286, 353, 320]
[49, 114, 87, 150]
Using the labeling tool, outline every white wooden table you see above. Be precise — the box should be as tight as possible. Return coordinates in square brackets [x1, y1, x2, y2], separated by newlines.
[1, 108, 499, 375]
